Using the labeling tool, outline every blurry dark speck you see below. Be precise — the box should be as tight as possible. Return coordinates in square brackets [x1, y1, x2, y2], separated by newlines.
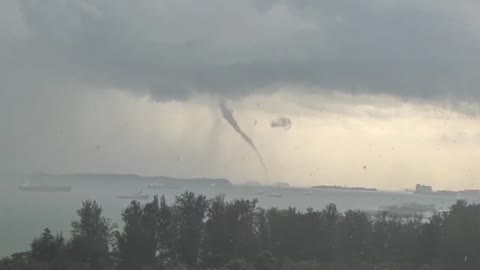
[96, 146, 100, 150]
[363, 166, 367, 170]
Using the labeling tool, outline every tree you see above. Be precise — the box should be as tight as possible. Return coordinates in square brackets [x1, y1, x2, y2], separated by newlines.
[158, 195, 175, 268]
[203, 194, 228, 267]
[266, 207, 302, 259]
[339, 210, 372, 261]
[0, 252, 31, 270]
[70, 200, 115, 270]
[31, 228, 65, 262]
[255, 208, 270, 251]
[418, 213, 443, 264]
[224, 258, 250, 270]
[298, 208, 323, 260]
[141, 196, 161, 265]
[441, 200, 480, 268]
[255, 251, 276, 270]
[172, 192, 208, 267]
[7, 195, 480, 270]
[320, 203, 341, 261]
[226, 199, 259, 259]
[203, 196, 258, 267]
[116, 198, 159, 270]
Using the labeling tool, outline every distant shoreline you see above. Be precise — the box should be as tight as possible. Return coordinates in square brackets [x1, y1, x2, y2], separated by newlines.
[311, 185, 377, 192]
[26, 173, 233, 188]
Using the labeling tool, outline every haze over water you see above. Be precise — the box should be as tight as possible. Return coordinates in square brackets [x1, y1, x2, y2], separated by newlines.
[0, 174, 469, 257]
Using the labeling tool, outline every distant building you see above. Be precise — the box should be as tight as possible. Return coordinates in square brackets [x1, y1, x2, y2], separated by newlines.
[415, 184, 433, 194]
[272, 182, 290, 188]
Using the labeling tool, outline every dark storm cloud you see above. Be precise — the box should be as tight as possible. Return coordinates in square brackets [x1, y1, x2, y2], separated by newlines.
[271, 117, 292, 129]
[2, 0, 480, 101]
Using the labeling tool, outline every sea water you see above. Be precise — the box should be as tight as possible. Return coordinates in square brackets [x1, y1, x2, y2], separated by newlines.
[0, 175, 469, 257]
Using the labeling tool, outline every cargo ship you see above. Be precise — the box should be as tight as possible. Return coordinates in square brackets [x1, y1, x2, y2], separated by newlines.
[18, 181, 72, 192]
[115, 190, 149, 200]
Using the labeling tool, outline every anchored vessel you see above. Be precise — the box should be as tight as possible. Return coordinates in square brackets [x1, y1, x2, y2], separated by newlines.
[19, 181, 72, 192]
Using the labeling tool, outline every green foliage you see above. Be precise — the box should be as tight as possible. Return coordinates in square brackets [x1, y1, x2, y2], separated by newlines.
[4, 196, 480, 270]
[339, 210, 371, 260]
[0, 252, 31, 270]
[158, 195, 175, 267]
[224, 258, 250, 270]
[173, 192, 208, 267]
[116, 198, 159, 270]
[255, 251, 276, 270]
[69, 200, 115, 270]
[441, 200, 480, 267]
[30, 228, 65, 262]
[203, 195, 259, 267]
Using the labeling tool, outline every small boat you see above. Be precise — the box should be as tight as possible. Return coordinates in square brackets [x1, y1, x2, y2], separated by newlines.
[116, 192, 150, 200]
[19, 181, 72, 192]
[147, 183, 180, 189]
[266, 194, 283, 198]
[303, 191, 313, 196]
[116, 187, 149, 200]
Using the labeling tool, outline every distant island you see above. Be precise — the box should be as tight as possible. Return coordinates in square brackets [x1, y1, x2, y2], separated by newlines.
[28, 173, 233, 188]
[413, 184, 480, 198]
[435, 190, 458, 196]
[311, 185, 377, 192]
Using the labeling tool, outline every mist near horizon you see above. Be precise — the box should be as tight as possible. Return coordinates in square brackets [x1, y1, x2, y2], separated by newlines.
[5, 2, 480, 267]
[2, 0, 480, 191]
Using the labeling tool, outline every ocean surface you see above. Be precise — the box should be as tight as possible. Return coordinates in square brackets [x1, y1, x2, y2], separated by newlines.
[0, 175, 475, 257]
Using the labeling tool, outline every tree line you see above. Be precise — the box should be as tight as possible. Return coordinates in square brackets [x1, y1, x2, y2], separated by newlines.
[2, 192, 480, 270]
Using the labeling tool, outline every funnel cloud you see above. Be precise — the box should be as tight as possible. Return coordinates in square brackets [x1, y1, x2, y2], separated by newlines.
[219, 99, 268, 179]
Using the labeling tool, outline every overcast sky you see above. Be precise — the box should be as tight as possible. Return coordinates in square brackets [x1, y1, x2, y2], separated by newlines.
[2, 0, 480, 190]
